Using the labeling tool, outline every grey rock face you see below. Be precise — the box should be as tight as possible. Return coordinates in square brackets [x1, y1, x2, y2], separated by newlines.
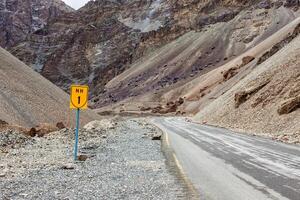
[0, 0, 73, 48]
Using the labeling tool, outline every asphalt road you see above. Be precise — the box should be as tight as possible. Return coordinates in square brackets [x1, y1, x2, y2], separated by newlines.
[153, 118, 300, 200]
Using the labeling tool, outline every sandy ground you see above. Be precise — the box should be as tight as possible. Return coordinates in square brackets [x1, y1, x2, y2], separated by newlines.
[0, 47, 99, 128]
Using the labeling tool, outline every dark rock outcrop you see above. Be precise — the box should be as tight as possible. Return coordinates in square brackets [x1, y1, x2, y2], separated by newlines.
[235, 80, 270, 108]
[0, 0, 73, 48]
[278, 96, 300, 115]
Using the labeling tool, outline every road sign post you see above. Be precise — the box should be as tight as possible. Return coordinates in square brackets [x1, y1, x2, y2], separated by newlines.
[74, 108, 80, 160]
[70, 85, 89, 161]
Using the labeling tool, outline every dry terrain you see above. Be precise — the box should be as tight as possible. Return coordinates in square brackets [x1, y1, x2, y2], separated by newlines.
[0, 118, 191, 199]
[1, 0, 300, 143]
[194, 32, 300, 143]
[0, 47, 98, 128]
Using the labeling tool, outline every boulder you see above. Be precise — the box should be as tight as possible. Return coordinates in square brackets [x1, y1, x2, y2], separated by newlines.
[175, 97, 184, 106]
[0, 120, 8, 126]
[152, 135, 162, 140]
[26, 123, 58, 137]
[62, 163, 75, 170]
[27, 128, 37, 137]
[34, 124, 58, 137]
[223, 67, 238, 81]
[84, 119, 115, 131]
[151, 105, 163, 113]
[234, 80, 270, 108]
[77, 155, 88, 162]
[242, 56, 255, 66]
[278, 96, 300, 115]
[56, 122, 66, 130]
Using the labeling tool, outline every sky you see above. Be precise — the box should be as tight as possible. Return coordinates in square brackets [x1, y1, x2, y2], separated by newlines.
[62, 0, 91, 10]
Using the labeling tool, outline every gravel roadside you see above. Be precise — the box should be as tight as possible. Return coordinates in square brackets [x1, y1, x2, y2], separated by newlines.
[0, 118, 188, 200]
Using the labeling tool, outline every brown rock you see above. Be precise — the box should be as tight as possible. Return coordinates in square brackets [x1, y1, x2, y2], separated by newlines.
[56, 122, 66, 130]
[234, 80, 270, 108]
[166, 101, 175, 107]
[166, 104, 178, 113]
[27, 128, 37, 137]
[277, 96, 300, 115]
[223, 67, 238, 81]
[258, 23, 300, 65]
[175, 97, 184, 106]
[158, 104, 178, 114]
[28, 124, 59, 137]
[36, 126, 58, 137]
[0, 120, 8, 125]
[151, 105, 163, 113]
[242, 56, 255, 66]
[78, 155, 88, 162]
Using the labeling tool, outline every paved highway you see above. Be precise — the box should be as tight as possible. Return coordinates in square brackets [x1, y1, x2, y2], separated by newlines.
[153, 118, 300, 200]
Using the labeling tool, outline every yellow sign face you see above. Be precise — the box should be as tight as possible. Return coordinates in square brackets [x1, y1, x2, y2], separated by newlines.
[70, 85, 89, 109]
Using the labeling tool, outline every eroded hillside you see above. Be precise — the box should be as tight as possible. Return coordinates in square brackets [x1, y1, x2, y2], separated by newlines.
[1, 0, 300, 138]
[0, 47, 98, 128]
[3, 0, 283, 103]
[194, 30, 300, 142]
[98, 1, 299, 112]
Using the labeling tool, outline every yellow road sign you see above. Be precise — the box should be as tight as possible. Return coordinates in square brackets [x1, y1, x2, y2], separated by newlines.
[70, 85, 89, 109]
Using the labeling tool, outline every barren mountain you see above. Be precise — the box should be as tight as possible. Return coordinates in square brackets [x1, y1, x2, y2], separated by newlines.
[0, 47, 98, 128]
[96, 0, 300, 139]
[194, 25, 300, 142]
[99, 1, 299, 109]
[5, 0, 261, 99]
[1, 0, 300, 137]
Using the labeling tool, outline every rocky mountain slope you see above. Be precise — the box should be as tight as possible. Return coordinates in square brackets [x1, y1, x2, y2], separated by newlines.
[194, 25, 300, 142]
[1, 0, 300, 138]
[99, 1, 299, 109]
[0, 47, 98, 128]
[96, 0, 300, 140]
[3, 0, 270, 100]
[0, 0, 73, 48]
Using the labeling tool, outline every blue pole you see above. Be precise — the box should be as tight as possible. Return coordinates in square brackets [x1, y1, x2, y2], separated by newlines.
[74, 108, 80, 161]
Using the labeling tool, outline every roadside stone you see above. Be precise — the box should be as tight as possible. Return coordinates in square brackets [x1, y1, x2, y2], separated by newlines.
[56, 122, 66, 130]
[0, 119, 8, 126]
[78, 155, 88, 162]
[28, 128, 37, 137]
[277, 96, 300, 115]
[62, 163, 75, 170]
[152, 135, 162, 140]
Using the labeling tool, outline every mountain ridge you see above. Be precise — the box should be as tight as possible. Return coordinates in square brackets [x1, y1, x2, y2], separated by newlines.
[1, 0, 300, 138]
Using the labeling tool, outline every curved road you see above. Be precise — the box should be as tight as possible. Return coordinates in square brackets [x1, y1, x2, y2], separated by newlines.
[152, 118, 300, 200]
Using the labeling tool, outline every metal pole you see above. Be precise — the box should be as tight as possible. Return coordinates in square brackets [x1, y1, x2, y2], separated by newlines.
[74, 108, 80, 161]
